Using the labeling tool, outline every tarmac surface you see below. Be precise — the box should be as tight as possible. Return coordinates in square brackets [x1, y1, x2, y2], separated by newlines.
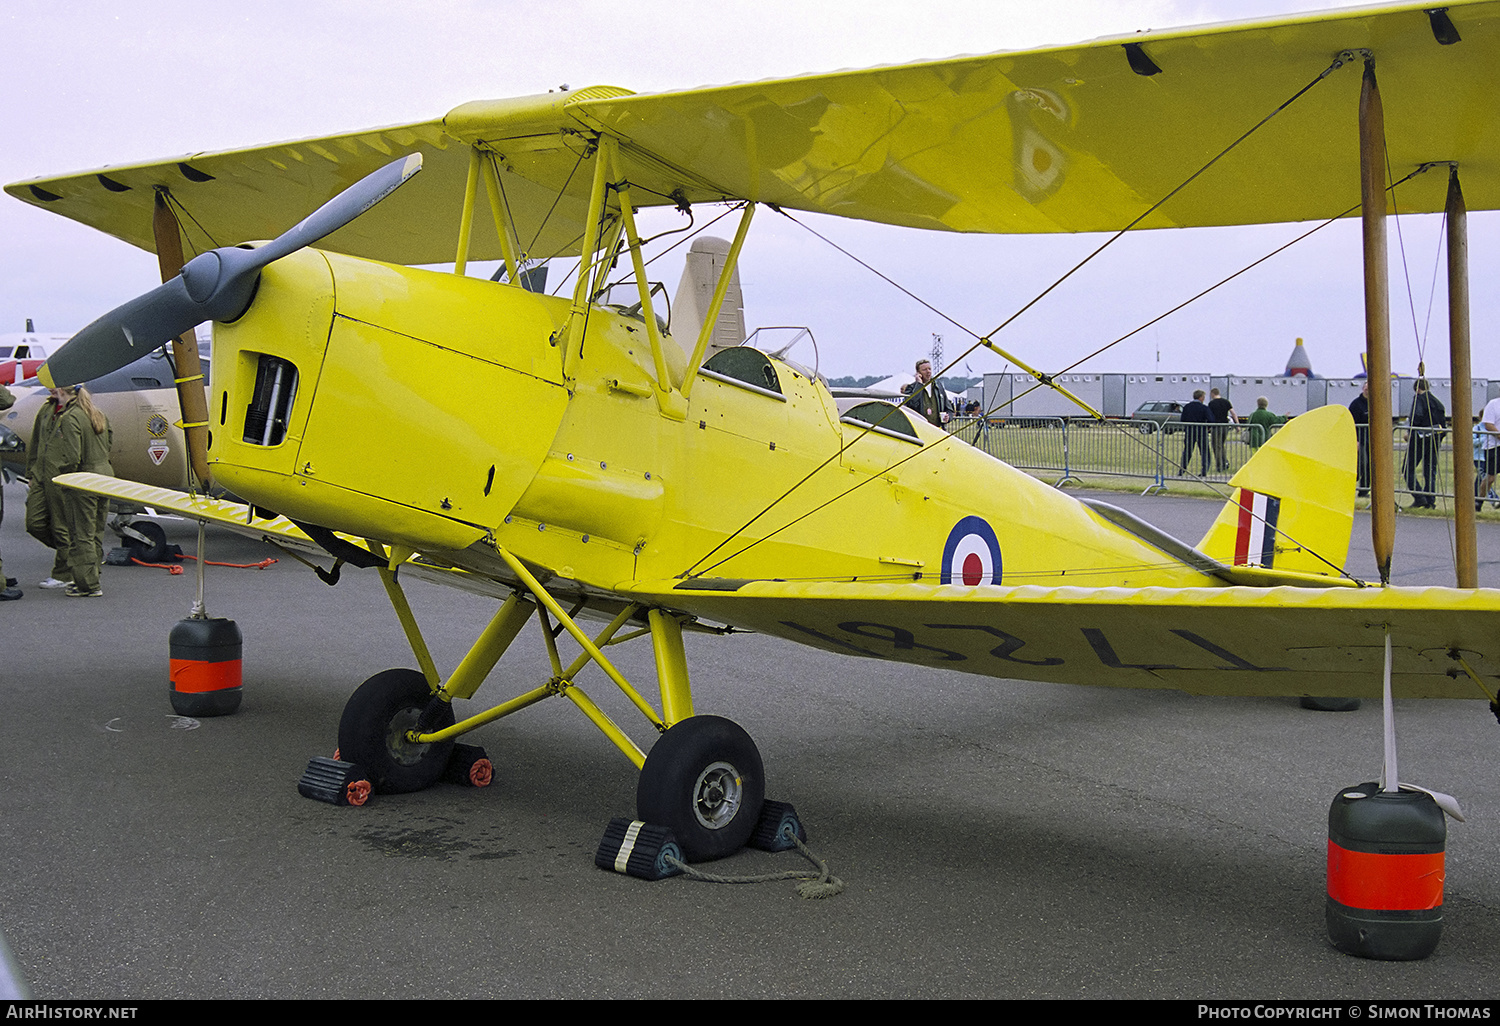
[0, 478, 1497, 1000]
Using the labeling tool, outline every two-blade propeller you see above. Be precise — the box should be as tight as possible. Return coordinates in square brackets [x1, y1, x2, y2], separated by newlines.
[38, 152, 423, 388]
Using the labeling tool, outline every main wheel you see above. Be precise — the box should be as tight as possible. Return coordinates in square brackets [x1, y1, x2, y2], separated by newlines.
[1300, 696, 1362, 712]
[637, 715, 764, 862]
[338, 668, 456, 794]
[126, 520, 168, 562]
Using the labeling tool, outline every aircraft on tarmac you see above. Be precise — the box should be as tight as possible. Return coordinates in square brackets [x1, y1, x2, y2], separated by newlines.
[9, 1, 1500, 862]
[1, 342, 210, 560]
[1, 344, 206, 491]
[0, 323, 64, 387]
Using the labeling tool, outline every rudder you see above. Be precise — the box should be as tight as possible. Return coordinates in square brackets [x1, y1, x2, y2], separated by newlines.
[1197, 404, 1356, 579]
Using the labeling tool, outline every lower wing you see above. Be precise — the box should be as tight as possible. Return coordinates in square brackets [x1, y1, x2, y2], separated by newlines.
[53, 472, 513, 599]
[60, 472, 1500, 701]
[631, 577, 1500, 700]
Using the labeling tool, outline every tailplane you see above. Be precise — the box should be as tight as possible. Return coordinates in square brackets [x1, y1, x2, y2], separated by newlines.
[1196, 404, 1356, 580]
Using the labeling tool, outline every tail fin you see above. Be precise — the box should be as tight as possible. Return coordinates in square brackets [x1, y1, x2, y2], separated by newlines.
[1196, 404, 1356, 579]
[671, 236, 746, 354]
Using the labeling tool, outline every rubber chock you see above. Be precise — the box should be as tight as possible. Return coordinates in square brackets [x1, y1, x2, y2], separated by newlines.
[748, 799, 806, 852]
[594, 818, 684, 880]
[443, 743, 493, 787]
[298, 757, 373, 807]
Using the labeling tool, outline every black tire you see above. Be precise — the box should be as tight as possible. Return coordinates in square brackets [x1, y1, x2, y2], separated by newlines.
[337, 668, 455, 794]
[1300, 696, 1362, 712]
[129, 520, 169, 562]
[637, 715, 764, 862]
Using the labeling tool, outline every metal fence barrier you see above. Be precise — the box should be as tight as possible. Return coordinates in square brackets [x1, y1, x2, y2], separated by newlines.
[1385, 424, 1500, 508]
[948, 416, 1280, 493]
[950, 415, 1498, 507]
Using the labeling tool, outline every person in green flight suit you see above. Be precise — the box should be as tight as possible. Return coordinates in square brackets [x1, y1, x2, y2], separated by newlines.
[1247, 396, 1283, 449]
[27, 386, 113, 597]
[0, 381, 20, 601]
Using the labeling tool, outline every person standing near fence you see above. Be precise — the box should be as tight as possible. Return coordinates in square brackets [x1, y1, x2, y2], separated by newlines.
[1207, 387, 1237, 473]
[1350, 380, 1371, 499]
[1477, 392, 1500, 512]
[1403, 379, 1446, 509]
[1178, 390, 1211, 477]
[1247, 396, 1281, 449]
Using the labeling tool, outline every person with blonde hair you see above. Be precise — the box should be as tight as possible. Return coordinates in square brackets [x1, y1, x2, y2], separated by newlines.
[26, 385, 112, 597]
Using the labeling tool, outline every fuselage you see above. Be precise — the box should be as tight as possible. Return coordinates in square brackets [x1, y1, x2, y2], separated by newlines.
[207, 250, 1213, 594]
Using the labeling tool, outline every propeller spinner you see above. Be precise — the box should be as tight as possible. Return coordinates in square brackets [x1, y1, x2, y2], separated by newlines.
[38, 152, 423, 389]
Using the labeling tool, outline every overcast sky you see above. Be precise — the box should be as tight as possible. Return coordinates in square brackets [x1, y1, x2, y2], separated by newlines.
[2, 0, 1494, 382]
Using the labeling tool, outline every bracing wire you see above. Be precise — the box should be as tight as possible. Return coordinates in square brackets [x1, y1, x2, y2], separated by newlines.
[680, 55, 1371, 581]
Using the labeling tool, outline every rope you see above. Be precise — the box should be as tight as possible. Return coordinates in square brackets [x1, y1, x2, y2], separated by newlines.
[665, 829, 844, 898]
[130, 555, 278, 575]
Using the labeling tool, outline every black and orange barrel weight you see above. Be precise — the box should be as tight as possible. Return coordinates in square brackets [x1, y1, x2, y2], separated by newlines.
[1327, 782, 1446, 960]
[168, 616, 243, 716]
[298, 757, 373, 807]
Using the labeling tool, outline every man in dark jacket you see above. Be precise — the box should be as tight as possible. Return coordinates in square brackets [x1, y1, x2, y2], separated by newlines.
[1179, 390, 1211, 477]
[905, 358, 954, 427]
[1404, 379, 1446, 508]
[1207, 387, 1237, 473]
[1349, 381, 1370, 498]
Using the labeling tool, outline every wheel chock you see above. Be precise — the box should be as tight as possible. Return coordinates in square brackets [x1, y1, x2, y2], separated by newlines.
[594, 818, 684, 881]
[298, 757, 373, 807]
[748, 799, 806, 852]
[443, 743, 493, 788]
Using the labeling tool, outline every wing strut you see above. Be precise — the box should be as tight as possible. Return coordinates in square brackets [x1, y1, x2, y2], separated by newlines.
[151, 189, 212, 489]
[602, 135, 688, 420]
[560, 140, 613, 381]
[1359, 60, 1395, 584]
[480, 151, 522, 285]
[1445, 167, 1477, 588]
[681, 201, 755, 399]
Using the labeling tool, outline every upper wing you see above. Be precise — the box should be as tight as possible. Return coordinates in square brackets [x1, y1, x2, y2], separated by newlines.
[9, 2, 1500, 260]
[3, 86, 635, 266]
[573, 0, 1500, 233]
[627, 576, 1500, 700]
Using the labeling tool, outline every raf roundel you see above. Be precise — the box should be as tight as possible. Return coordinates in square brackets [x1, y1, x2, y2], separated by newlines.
[941, 516, 1002, 587]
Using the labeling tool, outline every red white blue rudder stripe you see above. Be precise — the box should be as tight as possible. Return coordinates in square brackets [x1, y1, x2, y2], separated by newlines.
[1233, 489, 1282, 568]
[941, 516, 1003, 586]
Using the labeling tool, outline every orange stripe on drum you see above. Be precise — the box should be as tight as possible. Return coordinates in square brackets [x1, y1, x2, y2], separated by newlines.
[1326, 840, 1445, 911]
[170, 657, 243, 695]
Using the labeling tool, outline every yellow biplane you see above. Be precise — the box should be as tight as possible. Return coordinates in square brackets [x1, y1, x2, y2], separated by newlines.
[9, 1, 1500, 860]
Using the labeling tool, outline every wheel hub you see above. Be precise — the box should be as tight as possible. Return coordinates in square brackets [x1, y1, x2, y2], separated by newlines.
[692, 761, 743, 830]
[385, 706, 430, 766]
